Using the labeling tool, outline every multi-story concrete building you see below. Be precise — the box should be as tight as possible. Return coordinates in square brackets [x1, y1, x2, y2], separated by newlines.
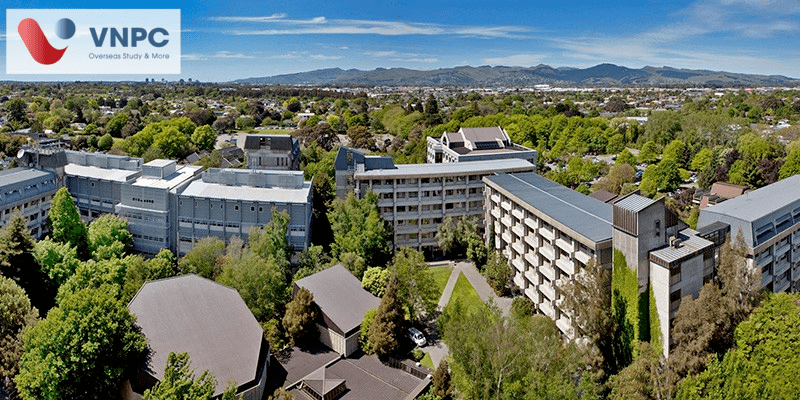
[336, 146, 535, 253]
[62, 151, 143, 222]
[176, 168, 312, 255]
[612, 194, 723, 357]
[426, 126, 537, 164]
[0, 167, 59, 238]
[115, 160, 203, 256]
[484, 172, 613, 338]
[237, 134, 300, 170]
[484, 173, 726, 356]
[698, 174, 800, 293]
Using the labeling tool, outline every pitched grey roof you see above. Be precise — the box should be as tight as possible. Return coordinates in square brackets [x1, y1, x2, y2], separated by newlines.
[128, 274, 265, 397]
[460, 126, 508, 143]
[294, 264, 380, 336]
[485, 172, 613, 243]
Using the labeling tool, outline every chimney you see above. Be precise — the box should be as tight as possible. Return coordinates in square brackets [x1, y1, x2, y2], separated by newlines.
[670, 236, 682, 248]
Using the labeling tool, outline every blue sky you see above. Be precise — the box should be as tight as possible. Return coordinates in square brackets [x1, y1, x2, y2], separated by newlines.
[2, 0, 800, 82]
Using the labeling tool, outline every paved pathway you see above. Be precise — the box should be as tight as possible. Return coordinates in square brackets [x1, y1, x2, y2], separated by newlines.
[423, 260, 514, 367]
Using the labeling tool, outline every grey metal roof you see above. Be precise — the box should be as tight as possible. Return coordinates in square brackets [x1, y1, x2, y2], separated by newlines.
[650, 229, 714, 265]
[355, 158, 534, 178]
[127, 274, 265, 397]
[485, 172, 613, 243]
[0, 168, 57, 208]
[614, 193, 655, 213]
[64, 164, 141, 182]
[700, 174, 800, 223]
[179, 179, 311, 203]
[294, 264, 380, 336]
[460, 126, 508, 143]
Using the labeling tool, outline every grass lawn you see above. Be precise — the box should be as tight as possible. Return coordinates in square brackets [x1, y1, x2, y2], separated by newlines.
[427, 266, 453, 300]
[420, 353, 434, 370]
[444, 272, 484, 314]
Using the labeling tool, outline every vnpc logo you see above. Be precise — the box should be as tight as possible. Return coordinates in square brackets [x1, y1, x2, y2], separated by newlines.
[7, 9, 181, 75]
[18, 18, 74, 65]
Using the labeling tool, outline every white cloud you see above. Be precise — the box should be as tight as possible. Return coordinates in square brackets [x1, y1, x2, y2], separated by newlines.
[482, 53, 547, 67]
[0, 34, 5, 41]
[211, 14, 528, 39]
[272, 51, 341, 61]
[182, 51, 255, 61]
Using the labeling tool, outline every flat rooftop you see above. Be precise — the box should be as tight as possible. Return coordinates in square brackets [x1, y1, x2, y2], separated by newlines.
[179, 179, 311, 203]
[355, 159, 534, 178]
[485, 172, 613, 243]
[701, 174, 800, 223]
[132, 165, 202, 190]
[0, 167, 54, 186]
[64, 163, 140, 182]
[650, 228, 714, 266]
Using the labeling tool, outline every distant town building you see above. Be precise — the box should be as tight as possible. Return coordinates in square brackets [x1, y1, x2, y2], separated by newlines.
[426, 126, 537, 164]
[176, 168, 312, 255]
[237, 134, 301, 170]
[335, 146, 535, 253]
[694, 181, 749, 209]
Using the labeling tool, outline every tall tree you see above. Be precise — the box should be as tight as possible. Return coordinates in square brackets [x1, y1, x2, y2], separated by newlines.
[15, 285, 147, 400]
[0, 276, 38, 395]
[178, 236, 225, 279]
[249, 210, 292, 272]
[389, 247, 438, 322]
[142, 352, 216, 400]
[594, 163, 636, 195]
[215, 243, 288, 322]
[432, 360, 453, 400]
[191, 124, 216, 152]
[483, 251, 512, 296]
[328, 192, 391, 268]
[33, 237, 80, 287]
[88, 214, 134, 261]
[676, 293, 800, 399]
[0, 212, 53, 313]
[48, 187, 88, 258]
[368, 278, 405, 358]
[282, 287, 319, 346]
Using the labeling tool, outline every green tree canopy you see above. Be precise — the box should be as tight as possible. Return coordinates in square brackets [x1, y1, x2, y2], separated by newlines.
[142, 352, 216, 400]
[779, 146, 800, 179]
[191, 124, 216, 152]
[616, 148, 637, 167]
[122, 249, 178, 302]
[638, 141, 660, 164]
[215, 240, 288, 322]
[676, 293, 800, 399]
[33, 237, 80, 287]
[88, 214, 133, 261]
[594, 163, 636, 195]
[368, 278, 405, 358]
[362, 266, 390, 297]
[0, 276, 38, 393]
[1, 212, 53, 312]
[328, 192, 391, 268]
[282, 286, 319, 346]
[15, 285, 147, 400]
[690, 147, 715, 172]
[48, 187, 88, 258]
[178, 236, 226, 279]
[389, 247, 438, 321]
[640, 159, 682, 196]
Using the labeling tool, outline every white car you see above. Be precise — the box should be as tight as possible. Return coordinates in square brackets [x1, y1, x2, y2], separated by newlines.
[408, 327, 427, 347]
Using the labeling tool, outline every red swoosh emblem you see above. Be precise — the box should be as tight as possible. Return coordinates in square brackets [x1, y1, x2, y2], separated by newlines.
[18, 18, 68, 65]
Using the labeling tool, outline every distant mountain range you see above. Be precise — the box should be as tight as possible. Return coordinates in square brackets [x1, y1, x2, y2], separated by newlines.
[232, 63, 800, 87]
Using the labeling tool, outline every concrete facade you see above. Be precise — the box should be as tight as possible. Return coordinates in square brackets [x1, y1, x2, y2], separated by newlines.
[115, 160, 203, 256]
[335, 146, 535, 252]
[0, 167, 59, 238]
[484, 172, 613, 339]
[698, 174, 800, 293]
[176, 168, 312, 255]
